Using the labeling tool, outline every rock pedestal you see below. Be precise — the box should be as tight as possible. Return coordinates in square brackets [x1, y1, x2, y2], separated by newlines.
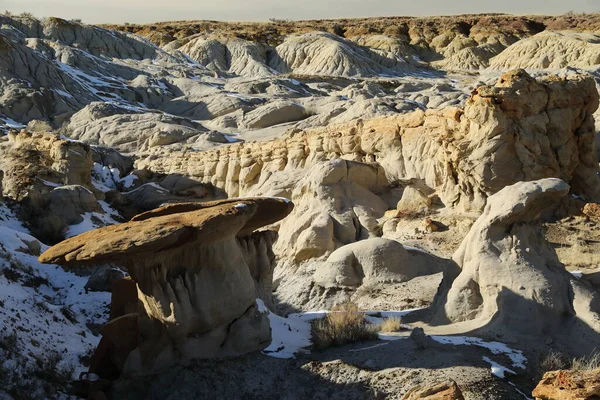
[39, 197, 293, 375]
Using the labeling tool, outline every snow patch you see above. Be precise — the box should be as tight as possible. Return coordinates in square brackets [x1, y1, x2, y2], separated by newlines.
[431, 336, 526, 369]
[66, 200, 121, 237]
[570, 270, 583, 279]
[482, 356, 516, 378]
[257, 299, 313, 359]
[0, 205, 110, 384]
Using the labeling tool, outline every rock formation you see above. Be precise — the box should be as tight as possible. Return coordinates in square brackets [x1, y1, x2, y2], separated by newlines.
[430, 178, 600, 352]
[38, 197, 294, 374]
[532, 369, 600, 400]
[403, 380, 464, 400]
[490, 31, 600, 70]
[313, 237, 446, 288]
[139, 70, 600, 212]
[0, 130, 94, 200]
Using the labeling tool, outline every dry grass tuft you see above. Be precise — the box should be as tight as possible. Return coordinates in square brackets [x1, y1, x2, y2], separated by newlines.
[539, 349, 568, 374]
[311, 302, 378, 350]
[571, 352, 600, 371]
[377, 317, 403, 333]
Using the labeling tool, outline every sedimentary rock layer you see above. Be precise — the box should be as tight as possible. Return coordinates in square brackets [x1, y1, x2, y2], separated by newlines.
[138, 70, 600, 211]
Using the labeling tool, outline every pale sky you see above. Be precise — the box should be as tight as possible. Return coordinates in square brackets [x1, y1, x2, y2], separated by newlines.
[1, 0, 598, 24]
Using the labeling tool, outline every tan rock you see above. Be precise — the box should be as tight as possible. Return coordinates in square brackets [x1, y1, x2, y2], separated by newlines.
[403, 380, 464, 400]
[532, 369, 600, 400]
[39, 197, 294, 374]
[0, 130, 94, 200]
[137, 70, 600, 213]
[583, 203, 600, 224]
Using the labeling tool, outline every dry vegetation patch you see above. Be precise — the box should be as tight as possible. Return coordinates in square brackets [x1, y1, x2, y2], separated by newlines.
[377, 317, 403, 333]
[311, 302, 378, 350]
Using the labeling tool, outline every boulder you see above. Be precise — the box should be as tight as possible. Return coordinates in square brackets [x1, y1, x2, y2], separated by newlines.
[313, 238, 446, 288]
[403, 380, 464, 400]
[396, 186, 433, 214]
[583, 203, 600, 224]
[45, 185, 101, 225]
[532, 369, 600, 400]
[243, 100, 307, 129]
[39, 197, 294, 374]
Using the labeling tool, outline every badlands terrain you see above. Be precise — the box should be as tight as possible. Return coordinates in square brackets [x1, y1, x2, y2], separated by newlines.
[0, 11, 599, 399]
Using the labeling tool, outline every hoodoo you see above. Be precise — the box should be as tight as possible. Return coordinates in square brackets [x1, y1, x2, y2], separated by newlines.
[39, 197, 293, 374]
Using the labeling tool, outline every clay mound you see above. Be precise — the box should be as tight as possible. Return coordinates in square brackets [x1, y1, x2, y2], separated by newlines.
[490, 31, 600, 70]
[39, 197, 293, 265]
[437, 43, 503, 70]
[3, 16, 172, 61]
[178, 35, 275, 77]
[273, 159, 389, 262]
[63, 102, 209, 152]
[242, 100, 307, 129]
[313, 238, 446, 288]
[269, 32, 418, 77]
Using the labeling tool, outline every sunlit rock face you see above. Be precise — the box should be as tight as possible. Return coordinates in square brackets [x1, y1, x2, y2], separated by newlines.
[39, 197, 294, 374]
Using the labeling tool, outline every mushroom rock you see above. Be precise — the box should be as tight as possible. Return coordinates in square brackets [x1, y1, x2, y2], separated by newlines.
[39, 197, 294, 374]
[430, 178, 600, 351]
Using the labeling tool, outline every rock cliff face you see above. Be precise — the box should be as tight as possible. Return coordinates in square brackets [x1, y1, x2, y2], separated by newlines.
[0, 130, 94, 200]
[138, 70, 600, 212]
[38, 197, 293, 375]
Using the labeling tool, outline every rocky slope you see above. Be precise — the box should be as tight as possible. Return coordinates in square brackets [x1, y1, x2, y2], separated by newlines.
[0, 11, 600, 400]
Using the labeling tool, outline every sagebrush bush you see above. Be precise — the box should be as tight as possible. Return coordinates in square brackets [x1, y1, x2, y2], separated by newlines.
[539, 349, 568, 374]
[377, 317, 403, 333]
[311, 302, 378, 350]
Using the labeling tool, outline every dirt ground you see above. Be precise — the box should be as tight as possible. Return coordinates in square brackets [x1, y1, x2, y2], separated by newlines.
[112, 334, 536, 400]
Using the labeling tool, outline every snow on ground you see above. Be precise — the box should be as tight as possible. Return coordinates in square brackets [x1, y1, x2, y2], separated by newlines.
[257, 300, 528, 377]
[0, 205, 110, 395]
[430, 336, 527, 369]
[257, 299, 316, 359]
[482, 356, 516, 378]
[66, 200, 121, 237]
[0, 116, 25, 132]
[92, 162, 138, 192]
[570, 270, 583, 279]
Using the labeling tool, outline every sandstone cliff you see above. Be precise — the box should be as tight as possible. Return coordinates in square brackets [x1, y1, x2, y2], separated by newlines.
[138, 70, 600, 212]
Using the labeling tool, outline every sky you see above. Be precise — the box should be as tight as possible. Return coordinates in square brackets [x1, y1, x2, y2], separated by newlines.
[1, 0, 598, 24]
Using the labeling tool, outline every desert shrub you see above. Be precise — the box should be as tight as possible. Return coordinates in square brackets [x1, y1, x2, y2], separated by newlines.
[311, 302, 378, 350]
[0, 332, 18, 356]
[34, 351, 74, 388]
[571, 351, 600, 371]
[377, 317, 403, 333]
[539, 349, 568, 374]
